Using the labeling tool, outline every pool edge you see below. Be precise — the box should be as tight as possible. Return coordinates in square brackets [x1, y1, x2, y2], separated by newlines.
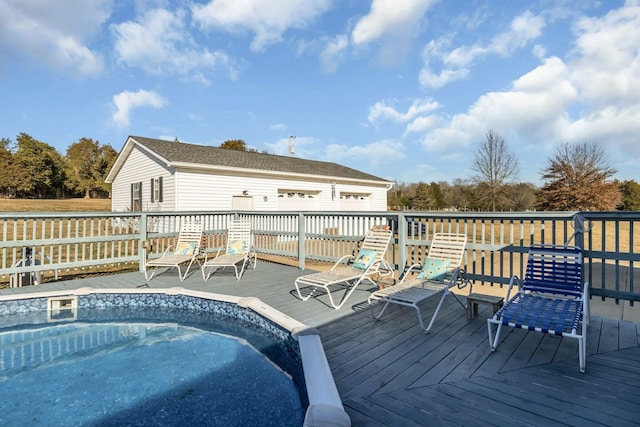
[0, 287, 352, 427]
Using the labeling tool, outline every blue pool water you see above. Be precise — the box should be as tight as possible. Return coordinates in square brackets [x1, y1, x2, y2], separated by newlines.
[0, 306, 305, 426]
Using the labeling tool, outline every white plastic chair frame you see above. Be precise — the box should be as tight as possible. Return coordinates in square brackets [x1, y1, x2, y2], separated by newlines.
[144, 221, 203, 282]
[294, 227, 393, 310]
[368, 233, 468, 332]
[201, 219, 256, 281]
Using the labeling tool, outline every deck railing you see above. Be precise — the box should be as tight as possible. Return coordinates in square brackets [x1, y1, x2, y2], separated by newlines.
[1, 210, 638, 303]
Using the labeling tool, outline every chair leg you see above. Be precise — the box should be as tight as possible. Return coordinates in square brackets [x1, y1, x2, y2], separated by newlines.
[415, 305, 427, 331]
[329, 277, 371, 310]
[370, 300, 390, 321]
[579, 336, 586, 372]
[424, 289, 450, 332]
[488, 320, 503, 351]
[294, 280, 314, 301]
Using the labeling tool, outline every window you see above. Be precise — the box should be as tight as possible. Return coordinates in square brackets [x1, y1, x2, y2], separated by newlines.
[151, 177, 163, 203]
[340, 193, 368, 200]
[131, 182, 142, 211]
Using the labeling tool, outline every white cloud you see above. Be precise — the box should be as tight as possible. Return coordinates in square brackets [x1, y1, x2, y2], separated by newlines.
[368, 98, 439, 126]
[112, 8, 236, 84]
[569, 2, 640, 109]
[265, 135, 404, 168]
[320, 34, 349, 74]
[420, 11, 545, 88]
[270, 123, 287, 131]
[325, 138, 405, 167]
[415, 1, 640, 179]
[0, 0, 109, 76]
[112, 89, 168, 127]
[561, 1, 640, 156]
[404, 115, 442, 136]
[351, 0, 434, 46]
[191, 0, 331, 52]
[421, 57, 577, 155]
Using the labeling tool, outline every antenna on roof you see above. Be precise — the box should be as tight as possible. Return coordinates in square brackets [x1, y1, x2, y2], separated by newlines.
[288, 135, 296, 156]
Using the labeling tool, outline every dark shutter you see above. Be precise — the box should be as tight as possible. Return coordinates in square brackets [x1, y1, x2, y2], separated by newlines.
[158, 176, 163, 202]
[130, 183, 134, 210]
[150, 178, 155, 203]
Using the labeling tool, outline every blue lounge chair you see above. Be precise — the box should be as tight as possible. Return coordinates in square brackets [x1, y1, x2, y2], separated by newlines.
[487, 244, 589, 372]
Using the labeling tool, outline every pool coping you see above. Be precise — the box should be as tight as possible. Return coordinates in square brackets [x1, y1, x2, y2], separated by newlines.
[0, 287, 351, 427]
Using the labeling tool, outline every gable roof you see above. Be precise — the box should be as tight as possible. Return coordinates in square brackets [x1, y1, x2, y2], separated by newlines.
[106, 136, 391, 185]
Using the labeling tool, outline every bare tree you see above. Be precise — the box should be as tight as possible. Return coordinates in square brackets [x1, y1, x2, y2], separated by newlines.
[536, 142, 620, 211]
[471, 130, 520, 211]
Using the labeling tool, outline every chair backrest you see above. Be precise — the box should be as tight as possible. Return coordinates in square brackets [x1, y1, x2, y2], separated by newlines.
[523, 244, 583, 297]
[225, 219, 252, 255]
[427, 233, 467, 269]
[360, 226, 393, 262]
[174, 221, 203, 255]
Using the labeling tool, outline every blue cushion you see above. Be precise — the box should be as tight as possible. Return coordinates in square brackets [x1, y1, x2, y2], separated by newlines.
[227, 239, 248, 255]
[417, 258, 451, 281]
[175, 242, 196, 255]
[352, 249, 378, 270]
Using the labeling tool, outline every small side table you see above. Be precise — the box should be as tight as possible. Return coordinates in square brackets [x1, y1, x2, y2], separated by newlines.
[466, 293, 504, 320]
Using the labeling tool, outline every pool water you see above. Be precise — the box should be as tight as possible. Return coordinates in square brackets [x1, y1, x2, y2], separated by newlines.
[0, 315, 305, 426]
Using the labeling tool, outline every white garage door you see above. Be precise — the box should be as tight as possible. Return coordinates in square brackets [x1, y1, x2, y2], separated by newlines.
[340, 193, 370, 210]
[277, 191, 319, 210]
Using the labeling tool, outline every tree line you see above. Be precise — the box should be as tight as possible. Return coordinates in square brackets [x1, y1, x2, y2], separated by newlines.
[388, 131, 640, 212]
[1, 132, 638, 211]
[0, 133, 117, 199]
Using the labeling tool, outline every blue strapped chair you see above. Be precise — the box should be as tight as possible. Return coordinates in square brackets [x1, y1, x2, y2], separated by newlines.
[487, 244, 589, 372]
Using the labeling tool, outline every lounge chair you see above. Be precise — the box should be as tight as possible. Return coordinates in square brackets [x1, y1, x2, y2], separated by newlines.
[144, 221, 203, 282]
[487, 244, 589, 372]
[368, 233, 468, 332]
[201, 219, 256, 281]
[294, 226, 393, 310]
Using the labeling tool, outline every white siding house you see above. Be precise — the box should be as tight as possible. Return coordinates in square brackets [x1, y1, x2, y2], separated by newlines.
[105, 136, 393, 212]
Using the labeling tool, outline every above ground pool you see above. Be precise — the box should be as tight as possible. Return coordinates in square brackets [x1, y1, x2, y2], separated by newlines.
[0, 292, 307, 427]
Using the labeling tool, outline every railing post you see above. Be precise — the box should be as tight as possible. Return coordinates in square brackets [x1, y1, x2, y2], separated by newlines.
[138, 213, 147, 273]
[298, 214, 306, 270]
[572, 213, 586, 249]
[397, 213, 407, 276]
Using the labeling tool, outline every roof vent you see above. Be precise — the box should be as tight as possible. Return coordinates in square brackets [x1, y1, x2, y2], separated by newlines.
[288, 135, 296, 156]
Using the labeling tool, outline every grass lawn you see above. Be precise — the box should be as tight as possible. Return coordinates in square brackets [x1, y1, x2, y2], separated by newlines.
[0, 198, 111, 212]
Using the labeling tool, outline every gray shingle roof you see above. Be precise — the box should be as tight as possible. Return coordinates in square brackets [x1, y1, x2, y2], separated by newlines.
[131, 136, 389, 183]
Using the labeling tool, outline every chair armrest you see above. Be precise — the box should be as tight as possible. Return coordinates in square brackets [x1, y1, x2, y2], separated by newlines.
[399, 263, 422, 283]
[330, 254, 355, 270]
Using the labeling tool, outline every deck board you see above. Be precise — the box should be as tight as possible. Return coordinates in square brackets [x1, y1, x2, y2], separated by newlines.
[2, 261, 640, 426]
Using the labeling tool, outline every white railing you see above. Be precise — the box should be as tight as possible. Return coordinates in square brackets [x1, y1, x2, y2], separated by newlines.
[1, 210, 639, 303]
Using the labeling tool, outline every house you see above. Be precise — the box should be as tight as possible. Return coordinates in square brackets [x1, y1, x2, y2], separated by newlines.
[105, 136, 393, 212]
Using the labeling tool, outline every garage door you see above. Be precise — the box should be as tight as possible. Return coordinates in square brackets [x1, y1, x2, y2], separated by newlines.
[277, 191, 319, 210]
[340, 193, 370, 210]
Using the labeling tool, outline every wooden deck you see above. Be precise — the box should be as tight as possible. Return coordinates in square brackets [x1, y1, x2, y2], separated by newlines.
[2, 261, 640, 426]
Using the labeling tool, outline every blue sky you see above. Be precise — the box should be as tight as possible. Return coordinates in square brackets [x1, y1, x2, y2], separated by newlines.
[1, 0, 639, 186]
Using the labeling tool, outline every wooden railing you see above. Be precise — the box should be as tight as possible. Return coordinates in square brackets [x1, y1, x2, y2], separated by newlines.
[1, 210, 638, 303]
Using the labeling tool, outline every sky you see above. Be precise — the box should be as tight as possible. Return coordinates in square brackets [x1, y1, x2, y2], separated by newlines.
[1, 0, 639, 187]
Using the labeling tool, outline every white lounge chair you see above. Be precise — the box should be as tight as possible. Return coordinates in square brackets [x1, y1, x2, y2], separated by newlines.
[488, 244, 589, 372]
[201, 219, 256, 281]
[294, 226, 393, 310]
[368, 233, 468, 332]
[144, 221, 203, 282]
